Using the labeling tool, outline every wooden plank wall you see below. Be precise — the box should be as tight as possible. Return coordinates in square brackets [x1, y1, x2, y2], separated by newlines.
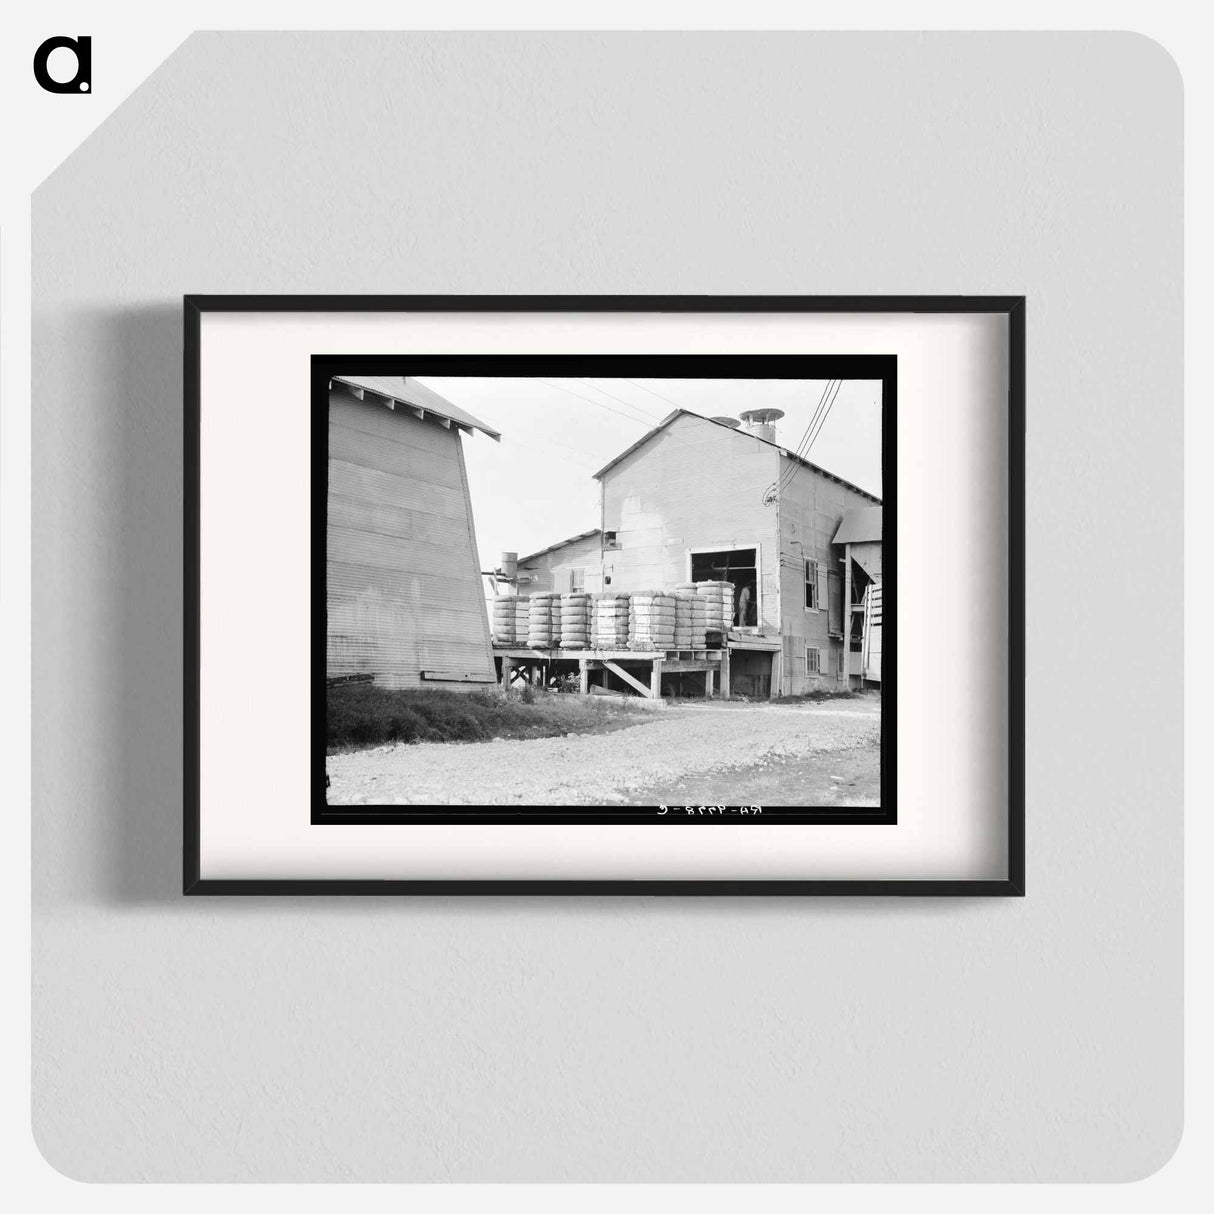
[326, 392, 495, 690]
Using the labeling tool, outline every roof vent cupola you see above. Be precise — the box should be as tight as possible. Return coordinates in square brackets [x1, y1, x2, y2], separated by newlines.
[738, 408, 785, 443]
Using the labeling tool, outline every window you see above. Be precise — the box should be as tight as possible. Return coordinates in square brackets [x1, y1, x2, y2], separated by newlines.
[805, 646, 821, 674]
[569, 567, 586, 592]
[805, 558, 819, 610]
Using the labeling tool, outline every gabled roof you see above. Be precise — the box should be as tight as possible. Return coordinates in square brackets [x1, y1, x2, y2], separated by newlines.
[330, 374, 501, 441]
[518, 529, 602, 565]
[833, 507, 883, 545]
[592, 409, 880, 503]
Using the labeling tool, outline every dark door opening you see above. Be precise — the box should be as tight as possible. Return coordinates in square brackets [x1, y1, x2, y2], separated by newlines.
[690, 548, 758, 626]
[729, 650, 773, 698]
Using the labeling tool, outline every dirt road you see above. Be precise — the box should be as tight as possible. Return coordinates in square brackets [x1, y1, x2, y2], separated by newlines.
[326, 695, 881, 807]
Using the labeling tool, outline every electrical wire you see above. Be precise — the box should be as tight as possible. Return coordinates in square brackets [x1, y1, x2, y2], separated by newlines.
[780, 379, 835, 466]
[803, 377, 843, 454]
[776, 378, 838, 488]
[573, 379, 665, 424]
[620, 378, 689, 410]
[531, 378, 660, 427]
[761, 378, 839, 502]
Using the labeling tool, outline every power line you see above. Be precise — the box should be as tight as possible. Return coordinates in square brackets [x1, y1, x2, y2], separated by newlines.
[532, 378, 654, 426]
[784, 378, 843, 491]
[771, 379, 844, 502]
[803, 377, 842, 454]
[621, 377, 688, 411]
[779, 379, 837, 483]
[573, 379, 665, 424]
[763, 378, 839, 502]
[531, 378, 658, 428]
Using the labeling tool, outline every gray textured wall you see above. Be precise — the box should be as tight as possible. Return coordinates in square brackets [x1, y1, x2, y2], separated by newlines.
[31, 32, 1182, 1181]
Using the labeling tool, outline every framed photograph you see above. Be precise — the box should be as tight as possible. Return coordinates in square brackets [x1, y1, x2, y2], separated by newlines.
[185, 296, 1023, 894]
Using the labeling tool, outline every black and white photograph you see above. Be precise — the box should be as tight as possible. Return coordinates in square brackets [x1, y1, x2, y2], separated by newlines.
[316, 356, 894, 823]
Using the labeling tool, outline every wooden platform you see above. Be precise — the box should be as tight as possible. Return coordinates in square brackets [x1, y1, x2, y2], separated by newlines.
[492, 645, 728, 699]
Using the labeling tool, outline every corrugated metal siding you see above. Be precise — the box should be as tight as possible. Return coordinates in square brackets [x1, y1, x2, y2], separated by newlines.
[777, 454, 880, 694]
[326, 391, 494, 690]
[600, 414, 779, 621]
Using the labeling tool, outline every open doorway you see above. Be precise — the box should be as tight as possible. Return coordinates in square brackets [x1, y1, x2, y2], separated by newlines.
[689, 547, 759, 626]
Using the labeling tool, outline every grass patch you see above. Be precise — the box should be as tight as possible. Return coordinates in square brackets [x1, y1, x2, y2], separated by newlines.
[327, 683, 648, 753]
[771, 689, 862, 704]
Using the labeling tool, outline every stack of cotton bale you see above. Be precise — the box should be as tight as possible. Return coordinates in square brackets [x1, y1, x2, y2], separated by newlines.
[674, 582, 708, 650]
[559, 592, 592, 648]
[527, 591, 561, 648]
[490, 596, 517, 645]
[673, 590, 707, 649]
[512, 595, 531, 645]
[695, 580, 735, 635]
[590, 591, 630, 649]
[628, 591, 677, 651]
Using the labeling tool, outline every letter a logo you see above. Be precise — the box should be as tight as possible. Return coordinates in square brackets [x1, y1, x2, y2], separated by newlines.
[34, 36, 92, 94]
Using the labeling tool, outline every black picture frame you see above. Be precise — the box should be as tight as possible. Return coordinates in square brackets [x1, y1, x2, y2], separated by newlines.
[184, 295, 1025, 896]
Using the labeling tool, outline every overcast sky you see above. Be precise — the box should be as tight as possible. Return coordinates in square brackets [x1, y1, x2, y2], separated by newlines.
[417, 377, 882, 572]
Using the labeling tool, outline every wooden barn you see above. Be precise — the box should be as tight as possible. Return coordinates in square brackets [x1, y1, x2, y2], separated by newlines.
[325, 374, 501, 691]
[509, 408, 882, 697]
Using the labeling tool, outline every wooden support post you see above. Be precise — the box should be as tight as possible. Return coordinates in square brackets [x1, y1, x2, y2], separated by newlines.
[650, 657, 664, 700]
[720, 650, 731, 699]
[705, 668, 714, 699]
[579, 657, 589, 696]
[501, 655, 513, 687]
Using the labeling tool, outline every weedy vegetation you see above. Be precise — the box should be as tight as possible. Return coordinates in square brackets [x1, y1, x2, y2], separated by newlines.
[327, 683, 648, 753]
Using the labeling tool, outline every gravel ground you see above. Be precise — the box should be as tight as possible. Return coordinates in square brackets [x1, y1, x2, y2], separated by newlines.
[326, 695, 881, 806]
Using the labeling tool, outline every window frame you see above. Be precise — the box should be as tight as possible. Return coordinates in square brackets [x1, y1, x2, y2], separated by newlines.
[804, 557, 820, 611]
[686, 544, 761, 626]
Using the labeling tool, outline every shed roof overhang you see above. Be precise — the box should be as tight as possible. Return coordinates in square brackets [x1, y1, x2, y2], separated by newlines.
[833, 506, 883, 545]
[330, 374, 502, 441]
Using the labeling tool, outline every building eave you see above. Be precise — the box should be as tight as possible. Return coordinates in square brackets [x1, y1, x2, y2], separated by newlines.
[517, 528, 602, 566]
[330, 374, 502, 441]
